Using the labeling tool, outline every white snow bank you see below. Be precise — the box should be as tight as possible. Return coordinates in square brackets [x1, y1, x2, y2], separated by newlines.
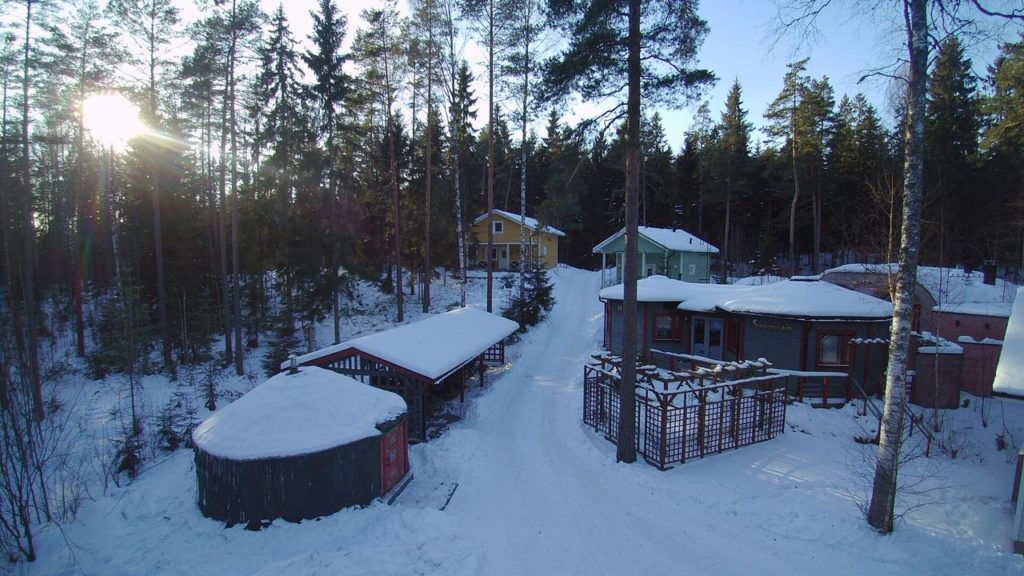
[824, 263, 1018, 318]
[192, 366, 407, 460]
[288, 306, 519, 381]
[994, 287, 1024, 397]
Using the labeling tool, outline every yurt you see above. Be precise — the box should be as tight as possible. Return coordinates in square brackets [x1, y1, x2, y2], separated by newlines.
[193, 366, 409, 527]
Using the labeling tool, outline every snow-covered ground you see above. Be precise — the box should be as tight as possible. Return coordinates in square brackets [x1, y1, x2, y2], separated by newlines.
[21, 268, 1024, 575]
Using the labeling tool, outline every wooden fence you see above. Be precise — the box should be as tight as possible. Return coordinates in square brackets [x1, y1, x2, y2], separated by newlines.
[583, 360, 788, 470]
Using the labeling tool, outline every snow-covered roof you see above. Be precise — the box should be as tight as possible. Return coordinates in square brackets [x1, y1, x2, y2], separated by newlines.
[993, 287, 1024, 398]
[599, 275, 707, 303]
[473, 209, 566, 237]
[593, 226, 719, 254]
[715, 280, 893, 319]
[600, 277, 892, 320]
[823, 263, 1018, 318]
[192, 366, 407, 460]
[287, 307, 520, 381]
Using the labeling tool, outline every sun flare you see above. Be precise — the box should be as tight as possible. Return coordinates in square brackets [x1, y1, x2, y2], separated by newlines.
[82, 93, 146, 150]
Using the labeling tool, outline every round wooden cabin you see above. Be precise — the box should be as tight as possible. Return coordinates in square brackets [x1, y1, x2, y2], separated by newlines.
[192, 366, 409, 527]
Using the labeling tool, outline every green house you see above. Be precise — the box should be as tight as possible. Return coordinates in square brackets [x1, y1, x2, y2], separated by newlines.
[593, 226, 718, 286]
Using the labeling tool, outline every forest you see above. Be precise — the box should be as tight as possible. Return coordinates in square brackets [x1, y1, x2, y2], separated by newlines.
[0, 0, 1022, 562]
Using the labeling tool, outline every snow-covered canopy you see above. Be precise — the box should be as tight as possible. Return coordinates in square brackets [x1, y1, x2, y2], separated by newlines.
[473, 209, 566, 236]
[192, 366, 407, 460]
[287, 307, 520, 382]
[993, 286, 1024, 397]
[824, 263, 1018, 318]
[601, 277, 892, 320]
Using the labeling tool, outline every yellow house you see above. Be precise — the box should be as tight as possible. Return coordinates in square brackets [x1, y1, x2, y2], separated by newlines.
[470, 209, 565, 270]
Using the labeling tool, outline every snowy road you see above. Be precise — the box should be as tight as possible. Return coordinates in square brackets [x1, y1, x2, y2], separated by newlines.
[430, 268, 736, 574]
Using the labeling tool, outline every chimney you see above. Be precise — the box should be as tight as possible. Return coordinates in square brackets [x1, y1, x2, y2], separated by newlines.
[288, 354, 299, 375]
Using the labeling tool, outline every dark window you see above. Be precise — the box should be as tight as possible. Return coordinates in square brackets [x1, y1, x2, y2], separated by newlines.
[693, 318, 706, 344]
[818, 333, 849, 366]
[493, 221, 503, 234]
[654, 314, 678, 341]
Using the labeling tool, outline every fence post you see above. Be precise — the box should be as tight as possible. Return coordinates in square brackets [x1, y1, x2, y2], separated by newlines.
[798, 376, 805, 403]
[660, 395, 669, 469]
[823, 377, 829, 408]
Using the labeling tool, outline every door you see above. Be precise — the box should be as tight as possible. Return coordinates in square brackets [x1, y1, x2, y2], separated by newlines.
[691, 317, 724, 360]
[491, 247, 510, 270]
[379, 420, 409, 496]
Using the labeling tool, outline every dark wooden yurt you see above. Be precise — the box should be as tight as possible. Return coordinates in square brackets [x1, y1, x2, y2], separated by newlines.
[192, 366, 409, 527]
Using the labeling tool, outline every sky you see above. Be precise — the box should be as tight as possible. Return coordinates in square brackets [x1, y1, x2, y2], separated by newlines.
[243, 0, 1014, 153]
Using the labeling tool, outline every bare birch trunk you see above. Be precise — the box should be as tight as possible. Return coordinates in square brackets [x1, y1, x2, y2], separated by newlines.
[867, 0, 926, 534]
[485, 0, 495, 313]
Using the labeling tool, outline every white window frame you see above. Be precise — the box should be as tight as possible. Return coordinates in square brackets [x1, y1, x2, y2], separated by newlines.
[689, 263, 696, 275]
[493, 221, 504, 234]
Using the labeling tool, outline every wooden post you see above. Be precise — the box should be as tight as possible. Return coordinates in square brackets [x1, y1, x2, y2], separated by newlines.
[478, 355, 485, 386]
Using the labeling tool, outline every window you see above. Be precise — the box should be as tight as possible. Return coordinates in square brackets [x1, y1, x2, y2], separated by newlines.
[541, 246, 548, 257]
[493, 221, 504, 234]
[818, 333, 848, 366]
[654, 314, 679, 341]
[689, 263, 696, 275]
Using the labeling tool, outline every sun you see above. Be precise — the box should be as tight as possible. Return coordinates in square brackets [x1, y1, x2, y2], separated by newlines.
[82, 93, 146, 150]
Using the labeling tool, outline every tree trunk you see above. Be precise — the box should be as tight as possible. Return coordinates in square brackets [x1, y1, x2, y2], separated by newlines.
[73, 23, 89, 358]
[455, 121, 467, 308]
[812, 184, 821, 274]
[21, 0, 43, 423]
[217, 39, 233, 367]
[485, 0, 495, 313]
[229, 0, 243, 376]
[723, 167, 731, 283]
[519, 10, 530, 305]
[867, 0, 926, 534]
[617, 0, 641, 464]
[423, 3, 434, 315]
[788, 106, 800, 274]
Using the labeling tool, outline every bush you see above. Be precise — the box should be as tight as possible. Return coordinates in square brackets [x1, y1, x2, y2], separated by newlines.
[501, 264, 555, 333]
[155, 392, 197, 452]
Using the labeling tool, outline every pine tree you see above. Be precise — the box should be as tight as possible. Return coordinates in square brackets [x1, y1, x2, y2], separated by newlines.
[545, 0, 713, 463]
[764, 59, 809, 272]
